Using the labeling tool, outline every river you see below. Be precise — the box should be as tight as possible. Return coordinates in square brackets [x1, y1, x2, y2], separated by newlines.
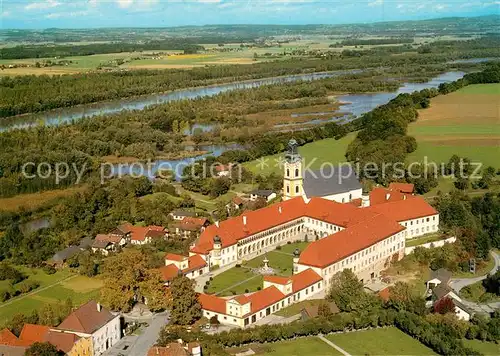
[0, 69, 362, 131]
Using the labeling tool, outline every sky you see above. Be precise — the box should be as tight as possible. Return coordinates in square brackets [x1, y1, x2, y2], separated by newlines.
[1, 0, 499, 29]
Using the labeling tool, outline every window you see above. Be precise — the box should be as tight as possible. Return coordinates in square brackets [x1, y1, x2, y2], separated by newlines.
[295, 168, 299, 177]
[286, 186, 290, 193]
[286, 169, 290, 177]
[295, 186, 299, 193]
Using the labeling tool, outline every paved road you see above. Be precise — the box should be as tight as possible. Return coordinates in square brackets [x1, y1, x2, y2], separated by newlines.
[104, 311, 169, 356]
[450, 250, 500, 293]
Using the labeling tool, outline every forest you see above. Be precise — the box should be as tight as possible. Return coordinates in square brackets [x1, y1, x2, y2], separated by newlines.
[1, 37, 499, 117]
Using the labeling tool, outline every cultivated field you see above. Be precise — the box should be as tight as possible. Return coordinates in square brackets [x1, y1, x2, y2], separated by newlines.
[0, 270, 103, 325]
[326, 327, 437, 355]
[0, 186, 87, 212]
[407, 83, 500, 168]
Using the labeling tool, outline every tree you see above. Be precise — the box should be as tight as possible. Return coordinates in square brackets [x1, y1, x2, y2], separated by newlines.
[139, 269, 170, 312]
[433, 297, 455, 315]
[328, 270, 379, 312]
[25, 342, 63, 356]
[100, 249, 158, 312]
[169, 276, 202, 325]
[317, 301, 332, 318]
[387, 282, 427, 315]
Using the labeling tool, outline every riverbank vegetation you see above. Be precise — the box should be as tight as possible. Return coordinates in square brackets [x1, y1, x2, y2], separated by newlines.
[1, 36, 499, 117]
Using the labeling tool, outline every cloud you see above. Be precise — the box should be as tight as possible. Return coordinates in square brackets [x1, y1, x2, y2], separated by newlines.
[1, 11, 11, 17]
[116, 0, 134, 8]
[433, 3, 449, 11]
[45, 10, 90, 19]
[368, 0, 383, 7]
[25, 0, 61, 11]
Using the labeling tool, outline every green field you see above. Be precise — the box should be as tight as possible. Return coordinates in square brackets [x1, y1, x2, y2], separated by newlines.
[326, 327, 437, 355]
[463, 339, 500, 355]
[0, 272, 103, 325]
[244, 133, 357, 176]
[206, 241, 309, 296]
[228, 336, 341, 356]
[408, 83, 500, 169]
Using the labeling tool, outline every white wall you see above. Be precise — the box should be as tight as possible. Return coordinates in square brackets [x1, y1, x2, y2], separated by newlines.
[297, 229, 406, 286]
[317, 188, 362, 204]
[405, 236, 456, 254]
[401, 214, 439, 238]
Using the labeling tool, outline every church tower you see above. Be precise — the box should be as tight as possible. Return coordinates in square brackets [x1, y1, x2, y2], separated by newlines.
[283, 139, 303, 201]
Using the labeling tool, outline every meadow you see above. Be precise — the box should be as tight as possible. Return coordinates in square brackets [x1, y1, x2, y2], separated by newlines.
[407, 83, 500, 169]
[243, 132, 357, 176]
[0, 269, 103, 325]
[326, 327, 437, 355]
[228, 336, 341, 355]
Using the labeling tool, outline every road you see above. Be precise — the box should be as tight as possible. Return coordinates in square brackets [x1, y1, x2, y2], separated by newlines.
[104, 311, 169, 356]
[450, 250, 500, 293]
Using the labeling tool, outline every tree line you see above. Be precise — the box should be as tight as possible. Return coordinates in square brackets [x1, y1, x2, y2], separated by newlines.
[346, 62, 500, 187]
[2, 38, 499, 117]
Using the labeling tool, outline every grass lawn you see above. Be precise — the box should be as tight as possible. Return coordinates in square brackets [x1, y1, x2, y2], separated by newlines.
[0, 271, 103, 325]
[326, 327, 437, 355]
[463, 339, 500, 355]
[244, 251, 293, 276]
[227, 336, 341, 356]
[243, 133, 357, 176]
[205, 267, 255, 295]
[408, 83, 500, 169]
[217, 275, 264, 297]
[405, 232, 449, 247]
[279, 241, 311, 255]
[275, 299, 323, 317]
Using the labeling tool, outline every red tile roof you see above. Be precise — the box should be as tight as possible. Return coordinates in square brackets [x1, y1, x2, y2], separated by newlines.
[299, 214, 405, 268]
[160, 255, 207, 281]
[369, 187, 414, 206]
[366, 196, 438, 222]
[0, 329, 29, 347]
[159, 264, 180, 281]
[130, 226, 165, 242]
[232, 196, 244, 205]
[191, 197, 374, 255]
[165, 253, 185, 262]
[246, 286, 285, 314]
[175, 217, 208, 232]
[19, 324, 49, 344]
[263, 275, 291, 285]
[198, 293, 227, 314]
[45, 331, 80, 354]
[389, 182, 415, 194]
[264, 269, 322, 294]
[58, 300, 117, 334]
[95, 234, 122, 244]
[233, 295, 251, 305]
[291, 269, 322, 293]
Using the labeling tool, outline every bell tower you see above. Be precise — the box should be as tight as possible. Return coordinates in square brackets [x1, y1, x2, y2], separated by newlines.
[283, 139, 303, 201]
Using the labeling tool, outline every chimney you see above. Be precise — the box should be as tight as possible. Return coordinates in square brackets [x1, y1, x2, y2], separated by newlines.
[97, 302, 102, 312]
[278, 206, 282, 214]
[215, 221, 219, 228]
[243, 215, 247, 225]
[156, 347, 159, 355]
[403, 195, 407, 200]
[386, 193, 390, 201]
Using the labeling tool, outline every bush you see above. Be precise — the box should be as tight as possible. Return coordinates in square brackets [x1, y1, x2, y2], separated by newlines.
[203, 285, 208, 290]
[0, 289, 11, 302]
[16, 280, 40, 294]
[0, 263, 26, 284]
[257, 287, 261, 291]
[244, 289, 249, 293]
[235, 264, 241, 268]
[275, 246, 281, 250]
[42, 265, 56, 275]
[231, 291, 236, 295]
